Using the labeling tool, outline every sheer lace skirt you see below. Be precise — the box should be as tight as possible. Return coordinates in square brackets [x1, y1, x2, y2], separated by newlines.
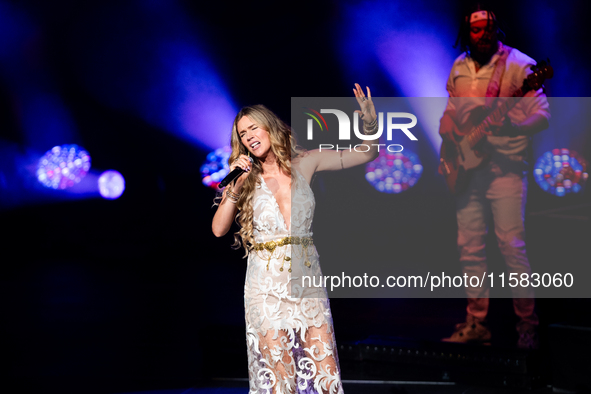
[245, 247, 343, 394]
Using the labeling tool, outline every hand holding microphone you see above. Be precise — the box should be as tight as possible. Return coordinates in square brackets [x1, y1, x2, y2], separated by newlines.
[219, 155, 253, 189]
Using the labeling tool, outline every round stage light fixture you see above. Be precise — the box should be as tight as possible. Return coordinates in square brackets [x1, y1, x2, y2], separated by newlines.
[201, 146, 231, 189]
[534, 149, 588, 196]
[365, 150, 423, 193]
[37, 145, 91, 189]
[98, 170, 125, 199]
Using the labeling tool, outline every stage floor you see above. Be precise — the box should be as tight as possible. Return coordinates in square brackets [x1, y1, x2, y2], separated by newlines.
[112, 379, 555, 394]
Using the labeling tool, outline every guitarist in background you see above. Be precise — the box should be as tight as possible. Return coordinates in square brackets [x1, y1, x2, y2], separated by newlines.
[439, 5, 550, 349]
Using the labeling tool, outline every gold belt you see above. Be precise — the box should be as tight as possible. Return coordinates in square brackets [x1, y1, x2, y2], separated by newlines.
[253, 236, 313, 252]
[253, 236, 314, 272]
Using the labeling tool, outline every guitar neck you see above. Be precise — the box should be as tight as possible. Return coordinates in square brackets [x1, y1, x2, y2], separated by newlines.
[467, 87, 528, 149]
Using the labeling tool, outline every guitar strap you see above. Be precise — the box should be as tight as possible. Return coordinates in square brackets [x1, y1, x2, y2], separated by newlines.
[485, 44, 513, 108]
[484, 44, 530, 164]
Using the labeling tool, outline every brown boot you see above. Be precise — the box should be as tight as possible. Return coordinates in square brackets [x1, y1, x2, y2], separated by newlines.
[442, 320, 491, 344]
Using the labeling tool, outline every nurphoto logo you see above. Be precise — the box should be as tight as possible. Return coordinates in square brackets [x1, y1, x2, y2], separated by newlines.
[303, 108, 418, 152]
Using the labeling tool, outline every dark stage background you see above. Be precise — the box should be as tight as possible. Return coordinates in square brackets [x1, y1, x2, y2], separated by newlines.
[1, 0, 590, 393]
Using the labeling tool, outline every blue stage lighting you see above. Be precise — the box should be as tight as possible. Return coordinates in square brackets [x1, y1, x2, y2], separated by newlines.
[201, 146, 231, 189]
[337, 2, 457, 152]
[365, 149, 423, 194]
[534, 149, 588, 196]
[74, 2, 237, 150]
[98, 170, 125, 200]
[37, 145, 91, 189]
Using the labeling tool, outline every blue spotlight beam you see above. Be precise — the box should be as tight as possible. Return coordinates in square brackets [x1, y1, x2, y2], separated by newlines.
[337, 0, 459, 153]
[0, 2, 80, 151]
[71, 1, 237, 151]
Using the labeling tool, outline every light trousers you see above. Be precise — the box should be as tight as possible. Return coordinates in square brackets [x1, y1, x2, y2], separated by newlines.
[456, 155, 538, 331]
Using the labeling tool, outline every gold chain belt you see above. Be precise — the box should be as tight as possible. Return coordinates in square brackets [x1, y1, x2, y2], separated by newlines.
[253, 236, 314, 272]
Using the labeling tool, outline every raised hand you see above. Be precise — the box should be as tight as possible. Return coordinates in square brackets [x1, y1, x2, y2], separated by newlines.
[353, 83, 377, 124]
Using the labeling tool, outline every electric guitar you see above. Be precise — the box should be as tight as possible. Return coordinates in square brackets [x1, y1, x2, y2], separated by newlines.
[439, 61, 553, 195]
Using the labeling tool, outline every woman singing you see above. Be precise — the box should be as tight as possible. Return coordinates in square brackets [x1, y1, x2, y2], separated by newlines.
[212, 84, 378, 394]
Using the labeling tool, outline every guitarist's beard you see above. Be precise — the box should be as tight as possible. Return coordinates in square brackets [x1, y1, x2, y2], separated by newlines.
[469, 39, 499, 67]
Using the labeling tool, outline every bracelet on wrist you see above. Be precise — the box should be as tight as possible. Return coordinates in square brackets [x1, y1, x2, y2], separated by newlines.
[363, 118, 378, 135]
[227, 190, 240, 199]
[226, 189, 240, 203]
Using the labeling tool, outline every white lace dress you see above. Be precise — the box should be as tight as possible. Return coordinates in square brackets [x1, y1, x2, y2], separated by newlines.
[244, 170, 343, 394]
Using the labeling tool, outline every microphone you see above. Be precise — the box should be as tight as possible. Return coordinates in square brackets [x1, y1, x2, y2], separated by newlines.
[218, 156, 253, 189]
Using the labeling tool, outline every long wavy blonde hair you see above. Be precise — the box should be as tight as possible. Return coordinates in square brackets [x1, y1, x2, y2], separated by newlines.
[227, 105, 303, 255]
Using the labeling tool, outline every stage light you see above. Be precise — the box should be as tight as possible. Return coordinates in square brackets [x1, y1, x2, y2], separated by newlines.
[201, 146, 231, 189]
[74, 2, 237, 150]
[37, 145, 91, 189]
[365, 150, 422, 194]
[337, 2, 457, 152]
[534, 149, 588, 196]
[98, 170, 125, 199]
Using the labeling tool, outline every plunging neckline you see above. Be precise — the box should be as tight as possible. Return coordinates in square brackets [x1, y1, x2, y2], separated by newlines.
[260, 175, 291, 232]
